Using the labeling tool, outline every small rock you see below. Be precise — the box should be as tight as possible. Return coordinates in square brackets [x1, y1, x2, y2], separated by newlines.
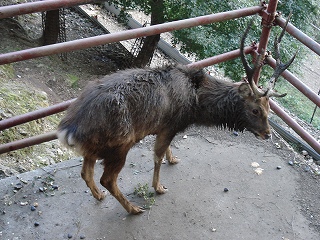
[20, 202, 28, 206]
[37, 63, 45, 68]
[56, 148, 63, 156]
[233, 131, 239, 136]
[34, 222, 40, 227]
[31, 206, 36, 211]
[302, 150, 308, 156]
[276, 166, 282, 170]
[39, 187, 47, 192]
[52, 185, 59, 190]
[288, 161, 294, 166]
[80, 235, 86, 239]
[304, 165, 311, 172]
[19, 130, 28, 136]
[20, 179, 28, 184]
[275, 143, 281, 149]
[33, 202, 39, 207]
[14, 183, 23, 190]
[183, 135, 188, 139]
[68, 233, 73, 239]
[223, 188, 229, 192]
[211, 228, 217, 232]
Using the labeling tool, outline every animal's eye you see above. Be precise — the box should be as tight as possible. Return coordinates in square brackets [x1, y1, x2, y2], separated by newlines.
[252, 109, 259, 115]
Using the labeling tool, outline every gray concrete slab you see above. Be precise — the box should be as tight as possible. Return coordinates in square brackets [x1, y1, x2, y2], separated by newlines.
[0, 129, 319, 240]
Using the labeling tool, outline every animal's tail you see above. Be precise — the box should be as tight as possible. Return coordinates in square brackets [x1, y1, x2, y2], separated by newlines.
[56, 128, 76, 147]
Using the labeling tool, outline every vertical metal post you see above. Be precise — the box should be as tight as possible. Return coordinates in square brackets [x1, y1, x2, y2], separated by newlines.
[253, 0, 279, 83]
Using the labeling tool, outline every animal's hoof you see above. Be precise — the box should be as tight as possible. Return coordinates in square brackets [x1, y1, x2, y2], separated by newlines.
[131, 205, 145, 215]
[168, 156, 180, 165]
[93, 191, 106, 201]
[98, 194, 106, 201]
[155, 185, 168, 194]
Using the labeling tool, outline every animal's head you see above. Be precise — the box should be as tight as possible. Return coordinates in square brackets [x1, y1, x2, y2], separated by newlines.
[238, 16, 296, 140]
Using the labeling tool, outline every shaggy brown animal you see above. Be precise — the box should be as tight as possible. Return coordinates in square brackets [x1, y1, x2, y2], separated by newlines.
[57, 21, 295, 214]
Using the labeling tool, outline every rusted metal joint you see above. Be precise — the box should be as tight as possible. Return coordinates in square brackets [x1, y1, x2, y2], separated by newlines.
[264, 50, 272, 64]
[261, 9, 276, 28]
[260, 1, 267, 9]
[273, 11, 282, 26]
[250, 41, 258, 49]
[250, 42, 264, 68]
[260, 1, 278, 29]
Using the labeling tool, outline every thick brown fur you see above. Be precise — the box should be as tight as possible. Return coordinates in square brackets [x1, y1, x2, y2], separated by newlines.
[57, 64, 271, 214]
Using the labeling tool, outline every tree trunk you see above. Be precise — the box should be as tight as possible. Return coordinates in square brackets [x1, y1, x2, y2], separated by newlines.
[132, 0, 164, 67]
[42, 10, 60, 45]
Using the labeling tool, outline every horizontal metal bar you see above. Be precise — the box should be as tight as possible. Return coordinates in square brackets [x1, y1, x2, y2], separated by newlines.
[275, 16, 320, 56]
[0, 5, 263, 65]
[0, 131, 57, 154]
[269, 100, 320, 154]
[266, 56, 320, 107]
[0, 99, 75, 131]
[188, 46, 255, 69]
[0, 0, 98, 19]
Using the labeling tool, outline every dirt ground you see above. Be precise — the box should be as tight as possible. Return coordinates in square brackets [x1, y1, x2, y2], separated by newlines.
[1, 2, 320, 240]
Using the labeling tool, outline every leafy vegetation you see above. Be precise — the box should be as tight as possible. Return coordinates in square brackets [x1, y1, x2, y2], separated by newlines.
[67, 74, 80, 89]
[276, 79, 320, 130]
[134, 183, 155, 209]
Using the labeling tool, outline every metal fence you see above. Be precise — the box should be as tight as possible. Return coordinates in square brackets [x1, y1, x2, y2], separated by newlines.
[0, 0, 319, 155]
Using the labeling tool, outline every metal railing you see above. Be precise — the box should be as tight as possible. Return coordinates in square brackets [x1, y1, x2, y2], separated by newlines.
[0, 0, 319, 155]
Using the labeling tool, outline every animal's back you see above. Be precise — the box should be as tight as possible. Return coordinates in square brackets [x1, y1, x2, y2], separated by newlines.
[57, 65, 204, 155]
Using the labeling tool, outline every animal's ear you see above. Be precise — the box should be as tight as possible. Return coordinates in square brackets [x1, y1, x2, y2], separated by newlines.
[238, 83, 253, 98]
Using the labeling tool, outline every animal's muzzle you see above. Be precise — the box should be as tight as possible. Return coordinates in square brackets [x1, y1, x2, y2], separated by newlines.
[253, 131, 271, 140]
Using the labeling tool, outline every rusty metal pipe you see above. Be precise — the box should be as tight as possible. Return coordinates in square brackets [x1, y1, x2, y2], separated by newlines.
[0, 0, 97, 19]
[266, 57, 320, 107]
[0, 5, 263, 65]
[270, 100, 320, 154]
[0, 131, 57, 154]
[0, 99, 75, 131]
[275, 17, 320, 56]
[188, 46, 255, 69]
[253, 0, 279, 83]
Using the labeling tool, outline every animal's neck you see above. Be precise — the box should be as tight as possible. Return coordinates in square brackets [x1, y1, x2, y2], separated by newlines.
[195, 79, 247, 131]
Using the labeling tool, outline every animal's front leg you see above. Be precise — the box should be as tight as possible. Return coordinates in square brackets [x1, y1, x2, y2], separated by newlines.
[153, 152, 168, 194]
[152, 134, 174, 194]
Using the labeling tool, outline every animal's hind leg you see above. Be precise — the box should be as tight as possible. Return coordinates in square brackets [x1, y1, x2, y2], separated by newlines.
[152, 133, 175, 194]
[81, 155, 105, 200]
[100, 145, 144, 214]
[165, 146, 180, 164]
